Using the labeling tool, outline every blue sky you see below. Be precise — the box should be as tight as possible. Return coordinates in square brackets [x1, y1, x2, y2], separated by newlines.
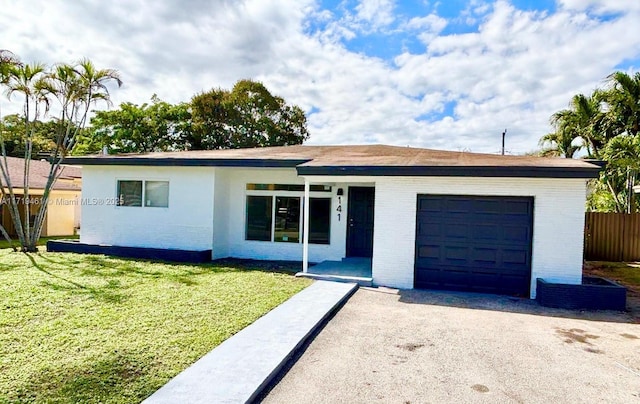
[2, 0, 640, 154]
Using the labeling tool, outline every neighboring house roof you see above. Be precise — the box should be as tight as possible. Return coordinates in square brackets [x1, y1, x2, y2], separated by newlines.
[63, 144, 601, 179]
[1, 156, 82, 191]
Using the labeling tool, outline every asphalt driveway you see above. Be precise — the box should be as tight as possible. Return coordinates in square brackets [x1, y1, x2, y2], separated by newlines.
[262, 288, 640, 404]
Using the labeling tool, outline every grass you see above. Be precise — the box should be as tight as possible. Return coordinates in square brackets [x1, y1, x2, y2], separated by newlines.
[0, 251, 311, 403]
[584, 261, 640, 320]
[0, 235, 79, 250]
[584, 261, 640, 292]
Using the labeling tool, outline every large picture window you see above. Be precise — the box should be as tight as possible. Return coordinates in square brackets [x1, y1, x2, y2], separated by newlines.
[246, 196, 273, 241]
[275, 197, 300, 243]
[245, 194, 331, 244]
[117, 180, 169, 208]
[309, 198, 331, 244]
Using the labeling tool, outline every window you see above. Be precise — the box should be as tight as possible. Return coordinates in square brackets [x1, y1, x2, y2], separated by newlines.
[245, 193, 331, 244]
[246, 184, 331, 192]
[274, 197, 300, 243]
[117, 180, 169, 207]
[246, 196, 272, 241]
[117, 180, 143, 207]
[309, 198, 331, 244]
[145, 181, 169, 207]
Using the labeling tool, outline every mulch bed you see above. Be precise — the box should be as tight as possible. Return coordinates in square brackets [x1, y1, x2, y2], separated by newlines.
[583, 261, 640, 320]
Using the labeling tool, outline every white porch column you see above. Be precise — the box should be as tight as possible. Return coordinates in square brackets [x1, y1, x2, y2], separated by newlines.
[302, 178, 310, 273]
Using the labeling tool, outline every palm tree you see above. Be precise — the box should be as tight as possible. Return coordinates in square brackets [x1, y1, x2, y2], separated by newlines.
[0, 50, 21, 84]
[0, 50, 23, 248]
[0, 57, 121, 251]
[1, 62, 52, 249]
[604, 71, 640, 137]
[538, 129, 582, 158]
[600, 134, 640, 213]
[29, 59, 121, 247]
[550, 93, 606, 157]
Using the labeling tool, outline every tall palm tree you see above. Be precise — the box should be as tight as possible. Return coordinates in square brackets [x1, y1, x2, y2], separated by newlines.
[0, 50, 22, 248]
[553, 93, 607, 157]
[604, 71, 640, 137]
[29, 59, 122, 247]
[0, 57, 121, 251]
[1, 62, 53, 249]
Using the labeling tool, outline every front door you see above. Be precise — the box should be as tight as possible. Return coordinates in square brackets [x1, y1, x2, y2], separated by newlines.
[346, 187, 375, 257]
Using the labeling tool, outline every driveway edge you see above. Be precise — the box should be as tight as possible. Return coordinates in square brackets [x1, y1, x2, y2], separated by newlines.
[143, 280, 358, 404]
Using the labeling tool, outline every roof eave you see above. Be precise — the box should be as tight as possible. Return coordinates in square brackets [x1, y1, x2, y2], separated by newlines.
[62, 157, 311, 168]
[295, 165, 601, 179]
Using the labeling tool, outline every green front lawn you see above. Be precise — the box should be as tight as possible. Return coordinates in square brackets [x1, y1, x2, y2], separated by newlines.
[0, 235, 79, 250]
[0, 251, 311, 403]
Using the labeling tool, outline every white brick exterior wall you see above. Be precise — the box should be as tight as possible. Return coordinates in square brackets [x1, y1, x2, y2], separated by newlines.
[81, 165, 588, 299]
[81, 167, 349, 263]
[80, 166, 215, 251]
[221, 168, 348, 262]
[371, 177, 587, 298]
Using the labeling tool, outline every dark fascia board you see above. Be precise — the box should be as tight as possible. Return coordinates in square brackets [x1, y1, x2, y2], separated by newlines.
[62, 157, 310, 168]
[295, 165, 601, 178]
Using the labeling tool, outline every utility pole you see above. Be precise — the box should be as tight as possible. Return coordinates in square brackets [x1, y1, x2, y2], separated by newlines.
[501, 129, 507, 155]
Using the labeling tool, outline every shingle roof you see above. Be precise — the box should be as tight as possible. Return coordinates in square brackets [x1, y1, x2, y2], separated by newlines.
[0, 157, 81, 191]
[63, 144, 600, 179]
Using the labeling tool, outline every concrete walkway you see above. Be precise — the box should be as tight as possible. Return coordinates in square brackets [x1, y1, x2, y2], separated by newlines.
[142, 280, 358, 404]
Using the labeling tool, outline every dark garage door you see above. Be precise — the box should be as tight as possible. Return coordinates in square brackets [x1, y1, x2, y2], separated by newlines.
[415, 195, 533, 296]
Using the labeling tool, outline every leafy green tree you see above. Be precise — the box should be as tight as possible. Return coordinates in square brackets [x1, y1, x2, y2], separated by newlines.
[0, 54, 121, 251]
[190, 79, 309, 150]
[77, 95, 192, 154]
[0, 114, 57, 157]
[79, 80, 310, 154]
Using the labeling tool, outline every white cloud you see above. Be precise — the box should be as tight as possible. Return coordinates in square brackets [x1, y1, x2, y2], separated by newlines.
[354, 0, 396, 30]
[1, 0, 639, 154]
[404, 14, 448, 44]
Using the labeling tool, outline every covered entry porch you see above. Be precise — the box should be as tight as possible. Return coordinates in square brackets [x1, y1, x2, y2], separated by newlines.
[298, 177, 375, 286]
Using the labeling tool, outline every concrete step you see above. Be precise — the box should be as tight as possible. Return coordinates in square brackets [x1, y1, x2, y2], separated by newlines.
[296, 272, 373, 287]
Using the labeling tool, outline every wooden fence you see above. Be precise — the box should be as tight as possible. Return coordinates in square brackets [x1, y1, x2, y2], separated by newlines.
[584, 212, 640, 261]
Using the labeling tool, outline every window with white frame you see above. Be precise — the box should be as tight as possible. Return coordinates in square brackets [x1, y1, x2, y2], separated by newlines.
[245, 184, 331, 244]
[117, 180, 169, 207]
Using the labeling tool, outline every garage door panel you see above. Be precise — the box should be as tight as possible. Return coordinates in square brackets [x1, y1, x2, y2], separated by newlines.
[444, 224, 468, 239]
[418, 198, 443, 211]
[444, 246, 469, 262]
[502, 249, 529, 265]
[504, 199, 532, 214]
[415, 195, 533, 296]
[417, 244, 440, 259]
[445, 198, 475, 212]
[503, 226, 530, 243]
[472, 224, 500, 240]
[473, 199, 501, 213]
[417, 222, 442, 237]
[471, 247, 498, 263]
